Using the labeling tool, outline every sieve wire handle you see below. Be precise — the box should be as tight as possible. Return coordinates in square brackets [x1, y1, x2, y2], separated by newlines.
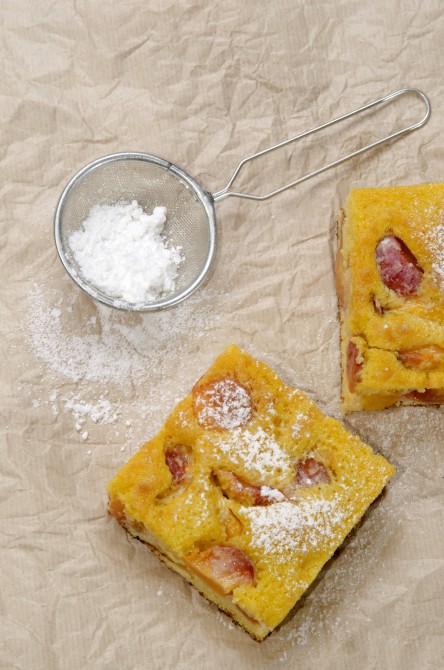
[211, 87, 431, 202]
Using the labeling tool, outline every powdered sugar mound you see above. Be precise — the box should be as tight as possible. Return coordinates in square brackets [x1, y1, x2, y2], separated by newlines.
[213, 426, 292, 480]
[241, 498, 345, 559]
[69, 201, 182, 304]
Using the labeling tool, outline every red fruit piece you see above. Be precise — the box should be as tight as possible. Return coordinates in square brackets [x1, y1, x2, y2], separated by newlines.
[371, 294, 384, 315]
[346, 340, 363, 393]
[224, 510, 244, 539]
[283, 457, 331, 498]
[165, 445, 192, 485]
[108, 497, 126, 523]
[295, 458, 330, 486]
[192, 377, 252, 430]
[403, 389, 444, 404]
[375, 236, 423, 296]
[186, 545, 255, 595]
[399, 346, 444, 371]
[214, 468, 284, 506]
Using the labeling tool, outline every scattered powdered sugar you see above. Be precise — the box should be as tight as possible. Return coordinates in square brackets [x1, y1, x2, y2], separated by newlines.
[68, 201, 182, 304]
[27, 283, 218, 387]
[26, 387, 121, 441]
[64, 394, 118, 428]
[213, 425, 293, 480]
[240, 498, 345, 559]
[26, 281, 221, 447]
[215, 610, 236, 631]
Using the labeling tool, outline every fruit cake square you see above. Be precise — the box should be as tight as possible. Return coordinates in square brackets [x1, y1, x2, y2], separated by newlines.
[107, 345, 394, 641]
[336, 183, 444, 413]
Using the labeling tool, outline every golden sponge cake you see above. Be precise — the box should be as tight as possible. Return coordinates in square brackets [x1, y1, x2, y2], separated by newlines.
[336, 183, 444, 413]
[107, 345, 395, 640]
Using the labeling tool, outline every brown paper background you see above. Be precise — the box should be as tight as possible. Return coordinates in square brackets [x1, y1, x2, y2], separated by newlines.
[1, 1, 443, 668]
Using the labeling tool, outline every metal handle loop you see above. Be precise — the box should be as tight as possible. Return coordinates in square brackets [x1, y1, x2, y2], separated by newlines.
[212, 87, 431, 203]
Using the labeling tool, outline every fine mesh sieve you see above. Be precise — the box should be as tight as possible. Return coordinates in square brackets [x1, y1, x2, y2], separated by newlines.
[54, 87, 431, 312]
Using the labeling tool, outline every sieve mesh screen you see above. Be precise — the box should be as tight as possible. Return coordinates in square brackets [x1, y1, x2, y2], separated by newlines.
[56, 155, 216, 308]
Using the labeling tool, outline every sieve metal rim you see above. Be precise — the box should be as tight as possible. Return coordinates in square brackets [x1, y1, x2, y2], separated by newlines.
[54, 151, 217, 312]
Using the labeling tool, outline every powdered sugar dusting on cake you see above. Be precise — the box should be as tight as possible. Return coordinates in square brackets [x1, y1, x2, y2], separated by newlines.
[240, 497, 345, 560]
[292, 411, 307, 439]
[212, 426, 292, 480]
[427, 223, 444, 287]
[193, 379, 252, 430]
[415, 207, 444, 288]
[259, 486, 286, 503]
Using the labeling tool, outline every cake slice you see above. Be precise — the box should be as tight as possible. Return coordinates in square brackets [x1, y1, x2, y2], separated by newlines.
[336, 183, 444, 413]
[107, 345, 395, 641]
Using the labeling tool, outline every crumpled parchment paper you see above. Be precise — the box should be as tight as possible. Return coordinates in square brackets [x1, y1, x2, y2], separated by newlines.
[1, 1, 443, 668]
